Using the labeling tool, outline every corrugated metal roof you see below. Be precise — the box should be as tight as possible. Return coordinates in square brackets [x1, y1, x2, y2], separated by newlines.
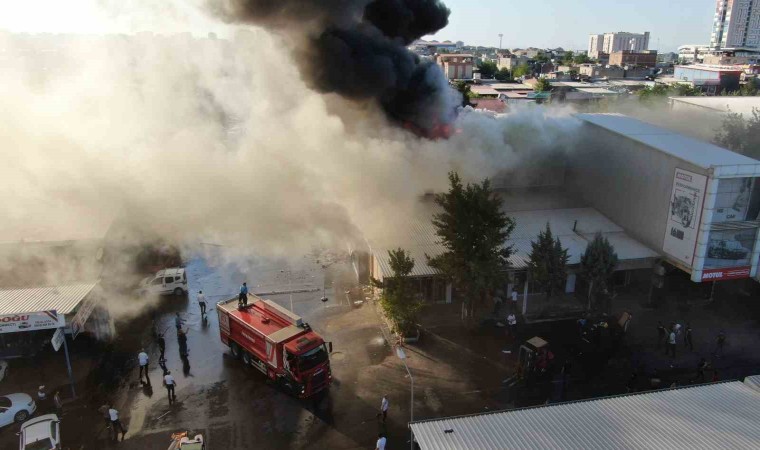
[371, 208, 658, 277]
[669, 96, 760, 116]
[577, 113, 760, 175]
[373, 244, 443, 278]
[411, 381, 760, 450]
[0, 282, 98, 315]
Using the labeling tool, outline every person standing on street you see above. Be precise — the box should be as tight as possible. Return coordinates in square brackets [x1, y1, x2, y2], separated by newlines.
[714, 330, 726, 358]
[197, 290, 207, 316]
[108, 405, 127, 441]
[53, 390, 63, 416]
[98, 403, 111, 429]
[492, 292, 502, 316]
[175, 312, 184, 331]
[157, 333, 166, 363]
[164, 371, 177, 404]
[696, 358, 709, 382]
[684, 323, 694, 351]
[666, 329, 677, 359]
[239, 282, 249, 307]
[657, 322, 666, 349]
[178, 329, 189, 357]
[379, 395, 389, 423]
[507, 312, 517, 338]
[376, 433, 387, 450]
[138, 349, 150, 384]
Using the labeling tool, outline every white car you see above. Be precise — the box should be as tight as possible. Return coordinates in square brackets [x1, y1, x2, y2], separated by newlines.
[0, 393, 36, 427]
[138, 268, 188, 297]
[18, 414, 60, 450]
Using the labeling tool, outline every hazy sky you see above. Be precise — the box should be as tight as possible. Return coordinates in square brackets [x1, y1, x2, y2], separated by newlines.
[429, 0, 716, 51]
[0, 0, 715, 52]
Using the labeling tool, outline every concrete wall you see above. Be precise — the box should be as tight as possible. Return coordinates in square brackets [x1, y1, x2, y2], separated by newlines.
[567, 122, 708, 260]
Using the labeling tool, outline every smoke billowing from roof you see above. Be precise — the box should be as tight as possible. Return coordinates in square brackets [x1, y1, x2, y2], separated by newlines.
[209, 0, 458, 130]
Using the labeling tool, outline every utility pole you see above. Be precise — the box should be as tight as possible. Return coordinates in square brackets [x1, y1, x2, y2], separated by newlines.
[499, 34, 503, 50]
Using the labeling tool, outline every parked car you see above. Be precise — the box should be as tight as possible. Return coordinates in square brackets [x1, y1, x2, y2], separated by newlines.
[137, 268, 188, 297]
[0, 393, 36, 428]
[18, 414, 59, 450]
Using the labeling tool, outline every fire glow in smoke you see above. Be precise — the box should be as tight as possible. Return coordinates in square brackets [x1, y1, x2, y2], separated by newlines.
[209, 0, 460, 132]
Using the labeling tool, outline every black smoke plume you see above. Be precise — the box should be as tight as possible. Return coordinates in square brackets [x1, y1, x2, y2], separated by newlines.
[209, 0, 458, 132]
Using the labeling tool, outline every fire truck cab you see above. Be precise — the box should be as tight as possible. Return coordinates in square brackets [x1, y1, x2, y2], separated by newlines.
[217, 294, 332, 398]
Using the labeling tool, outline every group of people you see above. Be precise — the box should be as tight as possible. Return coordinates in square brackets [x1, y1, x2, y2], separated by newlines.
[35, 385, 63, 416]
[657, 321, 727, 359]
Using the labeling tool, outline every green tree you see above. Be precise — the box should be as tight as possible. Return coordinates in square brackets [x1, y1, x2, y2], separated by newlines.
[715, 108, 760, 159]
[579, 233, 619, 310]
[562, 51, 575, 65]
[527, 223, 569, 301]
[455, 81, 474, 107]
[495, 67, 511, 81]
[573, 54, 590, 65]
[512, 63, 530, 79]
[372, 248, 424, 334]
[478, 60, 497, 79]
[534, 77, 552, 92]
[428, 172, 515, 319]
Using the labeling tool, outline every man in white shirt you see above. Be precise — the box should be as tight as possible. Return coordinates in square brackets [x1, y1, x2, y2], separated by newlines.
[138, 349, 149, 384]
[108, 406, 126, 441]
[197, 290, 207, 316]
[376, 433, 387, 450]
[164, 371, 177, 404]
[380, 395, 389, 422]
[507, 313, 517, 337]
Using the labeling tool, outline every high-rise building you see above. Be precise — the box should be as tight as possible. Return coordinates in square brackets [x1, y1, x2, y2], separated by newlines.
[711, 0, 760, 50]
[587, 32, 650, 59]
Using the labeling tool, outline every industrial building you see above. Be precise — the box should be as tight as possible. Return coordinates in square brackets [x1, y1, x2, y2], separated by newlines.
[573, 113, 760, 283]
[410, 376, 760, 450]
[366, 113, 760, 311]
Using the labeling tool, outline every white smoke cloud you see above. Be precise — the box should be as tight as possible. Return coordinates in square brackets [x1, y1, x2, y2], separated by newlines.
[0, 10, 580, 262]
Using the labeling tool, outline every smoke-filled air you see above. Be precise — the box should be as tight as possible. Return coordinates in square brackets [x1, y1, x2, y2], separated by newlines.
[0, 0, 579, 265]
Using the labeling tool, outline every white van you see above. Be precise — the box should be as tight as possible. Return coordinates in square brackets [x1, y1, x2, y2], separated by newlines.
[138, 268, 188, 297]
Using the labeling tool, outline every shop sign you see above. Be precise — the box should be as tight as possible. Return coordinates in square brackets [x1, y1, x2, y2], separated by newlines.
[0, 310, 64, 334]
[701, 267, 751, 281]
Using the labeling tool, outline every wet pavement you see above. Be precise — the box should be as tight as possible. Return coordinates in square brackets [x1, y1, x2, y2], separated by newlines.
[2, 248, 760, 449]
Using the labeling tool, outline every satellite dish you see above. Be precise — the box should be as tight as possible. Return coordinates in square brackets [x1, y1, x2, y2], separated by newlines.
[320, 296, 328, 303]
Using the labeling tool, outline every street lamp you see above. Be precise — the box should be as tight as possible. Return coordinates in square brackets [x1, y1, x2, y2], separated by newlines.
[396, 347, 414, 450]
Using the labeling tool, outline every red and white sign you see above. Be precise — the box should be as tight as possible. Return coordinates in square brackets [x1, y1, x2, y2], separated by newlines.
[701, 267, 751, 281]
[0, 310, 65, 334]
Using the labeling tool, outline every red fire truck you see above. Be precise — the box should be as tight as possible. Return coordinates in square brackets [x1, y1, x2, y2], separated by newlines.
[217, 294, 332, 398]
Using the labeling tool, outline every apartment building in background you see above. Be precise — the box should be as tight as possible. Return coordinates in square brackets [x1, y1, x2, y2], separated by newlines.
[588, 32, 650, 59]
[609, 50, 658, 68]
[436, 54, 474, 80]
[711, 0, 760, 50]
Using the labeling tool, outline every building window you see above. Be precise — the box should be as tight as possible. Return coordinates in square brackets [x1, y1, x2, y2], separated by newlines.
[704, 228, 756, 269]
[713, 178, 756, 222]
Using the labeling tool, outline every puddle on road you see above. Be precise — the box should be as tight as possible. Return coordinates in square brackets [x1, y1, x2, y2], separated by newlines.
[367, 335, 389, 365]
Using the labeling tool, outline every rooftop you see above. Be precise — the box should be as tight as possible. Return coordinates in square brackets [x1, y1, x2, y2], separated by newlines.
[470, 98, 506, 113]
[0, 282, 99, 315]
[675, 64, 744, 73]
[411, 378, 760, 450]
[576, 113, 760, 176]
[370, 202, 657, 278]
[669, 96, 760, 116]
